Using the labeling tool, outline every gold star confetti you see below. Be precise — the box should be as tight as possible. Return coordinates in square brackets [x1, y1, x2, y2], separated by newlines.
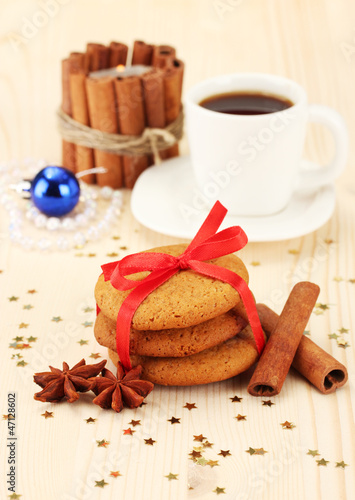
[184, 402, 197, 410]
[235, 414, 246, 421]
[112, 235, 120, 240]
[13, 336, 23, 342]
[110, 471, 122, 478]
[51, 316, 62, 322]
[338, 327, 349, 334]
[250, 261, 260, 266]
[77, 339, 89, 346]
[144, 438, 156, 445]
[333, 276, 343, 282]
[328, 333, 339, 340]
[288, 249, 300, 255]
[106, 252, 119, 257]
[89, 353, 101, 359]
[230, 395, 242, 402]
[165, 473, 178, 481]
[316, 458, 329, 466]
[41, 411, 53, 419]
[87, 253, 96, 258]
[194, 434, 207, 442]
[207, 460, 219, 468]
[123, 428, 135, 435]
[168, 416, 180, 424]
[11, 354, 23, 360]
[85, 417, 96, 424]
[95, 479, 108, 488]
[18, 323, 29, 329]
[16, 343, 31, 350]
[23, 304, 33, 310]
[262, 400, 275, 407]
[196, 457, 208, 466]
[27, 336, 37, 342]
[97, 439, 110, 448]
[27, 289, 37, 294]
[337, 339, 350, 348]
[17, 360, 28, 367]
[120, 246, 128, 250]
[8, 296, 19, 302]
[348, 279, 355, 284]
[281, 421, 295, 429]
[129, 419, 141, 427]
[335, 461, 348, 468]
[324, 238, 335, 245]
[9, 494, 22, 500]
[189, 450, 202, 460]
[314, 303, 331, 313]
[213, 487, 226, 495]
[307, 450, 320, 457]
[246, 447, 267, 456]
[203, 441, 214, 448]
[219, 450, 231, 457]
[83, 306, 94, 313]
[75, 253, 84, 257]
[3, 414, 15, 420]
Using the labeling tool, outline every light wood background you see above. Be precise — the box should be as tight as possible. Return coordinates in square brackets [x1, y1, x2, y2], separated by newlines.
[0, 1, 354, 499]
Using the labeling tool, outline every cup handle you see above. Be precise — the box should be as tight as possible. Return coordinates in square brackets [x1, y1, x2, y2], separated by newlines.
[298, 104, 348, 191]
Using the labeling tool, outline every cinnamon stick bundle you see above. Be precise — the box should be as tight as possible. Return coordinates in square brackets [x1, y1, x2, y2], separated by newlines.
[114, 76, 149, 188]
[86, 77, 123, 188]
[152, 45, 176, 68]
[69, 70, 95, 183]
[132, 40, 154, 65]
[247, 282, 320, 397]
[109, 41, 128, 67]
[256, 303, 348, 394]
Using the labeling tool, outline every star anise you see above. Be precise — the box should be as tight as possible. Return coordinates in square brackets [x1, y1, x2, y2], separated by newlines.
[92, 363, 154, 413]
[34, 359, 106, 403]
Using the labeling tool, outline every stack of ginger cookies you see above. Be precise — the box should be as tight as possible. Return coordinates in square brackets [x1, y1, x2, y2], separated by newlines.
[94, 244, 261, 386]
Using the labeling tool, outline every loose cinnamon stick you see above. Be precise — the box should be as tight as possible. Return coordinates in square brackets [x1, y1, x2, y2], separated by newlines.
[114, 76, 149, 188]
[132, 40, 154, 65]
[256, 303, 348, 394]
[109, 41, 128, 67]
[152, 44, 176, 68]
[247, 282, 320, 397]
[86, 77, 123, 188]
[69, 51, 90, 73]
[160, 61, 184, 159]
[86, 42, 110, 71]
[69, 70, 95, 183]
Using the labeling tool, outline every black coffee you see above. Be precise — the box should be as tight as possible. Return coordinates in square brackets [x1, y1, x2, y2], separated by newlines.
[199, 91, 293, 115]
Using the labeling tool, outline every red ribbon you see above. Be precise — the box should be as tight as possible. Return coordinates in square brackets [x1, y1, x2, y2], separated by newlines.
[100, 201, 265, 370]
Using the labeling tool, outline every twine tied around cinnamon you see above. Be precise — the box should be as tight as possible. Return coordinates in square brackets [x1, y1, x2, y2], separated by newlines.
[57, 107, 184, 165]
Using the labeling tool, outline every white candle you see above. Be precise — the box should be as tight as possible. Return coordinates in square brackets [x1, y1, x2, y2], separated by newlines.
[89, 64, 151, 79]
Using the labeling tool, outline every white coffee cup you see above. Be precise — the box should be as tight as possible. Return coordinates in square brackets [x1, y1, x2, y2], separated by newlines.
[185, 73, 348, 216]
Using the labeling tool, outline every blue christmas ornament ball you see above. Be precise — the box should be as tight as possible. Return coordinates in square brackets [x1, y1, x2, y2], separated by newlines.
[30, 166, 80, 217]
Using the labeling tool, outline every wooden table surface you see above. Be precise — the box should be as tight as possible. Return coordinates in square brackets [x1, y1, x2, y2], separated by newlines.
[0, 1, 354, 499]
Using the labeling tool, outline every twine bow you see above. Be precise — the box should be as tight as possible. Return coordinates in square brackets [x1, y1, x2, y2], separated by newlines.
[100, 201, 265, 370]
[57, 107, 184, 165]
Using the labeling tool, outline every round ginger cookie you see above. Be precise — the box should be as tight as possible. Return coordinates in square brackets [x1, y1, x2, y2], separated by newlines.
[95, 243, 249, 330]
[94, 310, 247, 357]
[108, 325, 259, 386]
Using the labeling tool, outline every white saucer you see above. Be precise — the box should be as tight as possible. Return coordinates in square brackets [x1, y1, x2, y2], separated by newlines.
[131, 156, 336, 242]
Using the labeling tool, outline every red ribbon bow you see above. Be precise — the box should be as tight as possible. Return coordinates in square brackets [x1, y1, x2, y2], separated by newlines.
[100, 201, 265, 370]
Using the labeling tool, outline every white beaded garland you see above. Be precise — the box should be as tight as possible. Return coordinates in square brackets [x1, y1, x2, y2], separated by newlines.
[0, 159, 123, 251]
